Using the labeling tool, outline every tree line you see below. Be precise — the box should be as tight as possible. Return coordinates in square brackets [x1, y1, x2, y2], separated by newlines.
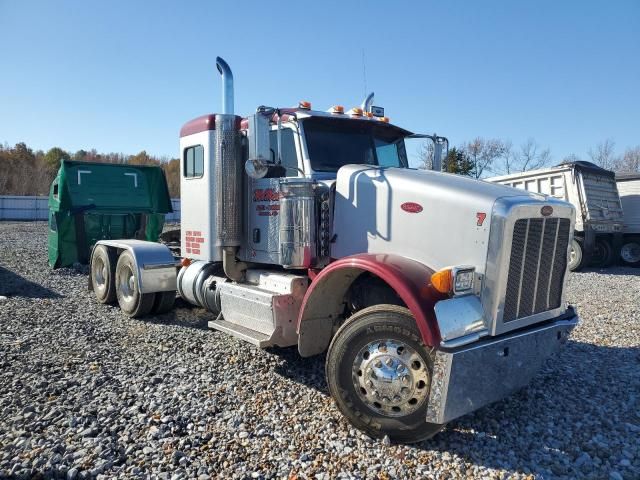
[0, 143, 180, 197]
[2, 138, 639, 197]
[418, 138, 640, 178]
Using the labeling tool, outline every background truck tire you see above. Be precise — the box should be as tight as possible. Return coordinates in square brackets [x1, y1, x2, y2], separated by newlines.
[590, 238, 614, 268]
[115, 251, 156, 318]
[568, 238, 585, 271]
[326, 304, 444, 444]
[619, 236, 640, 267]
[91, 245, 117, 304]
[152, 291, 176, 314]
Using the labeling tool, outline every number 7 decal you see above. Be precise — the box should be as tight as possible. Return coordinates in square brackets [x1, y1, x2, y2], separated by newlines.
[476, 212, 487, 226]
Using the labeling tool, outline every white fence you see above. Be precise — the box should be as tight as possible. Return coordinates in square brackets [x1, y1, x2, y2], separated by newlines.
[0, 196, 181, 222]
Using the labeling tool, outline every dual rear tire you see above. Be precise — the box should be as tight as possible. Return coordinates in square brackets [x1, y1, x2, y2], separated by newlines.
[91, 248, 174, 317]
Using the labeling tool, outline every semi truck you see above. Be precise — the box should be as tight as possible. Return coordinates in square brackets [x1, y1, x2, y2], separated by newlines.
[88, 57, 579, 443]
[488, 162, 624, 271]
[616, 173, 640, 266]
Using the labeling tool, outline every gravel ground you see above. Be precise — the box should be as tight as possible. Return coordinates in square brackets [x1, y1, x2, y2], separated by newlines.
[0, 222, 638, 480]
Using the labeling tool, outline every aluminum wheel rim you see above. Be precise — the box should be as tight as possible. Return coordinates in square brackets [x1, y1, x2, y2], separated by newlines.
[621, 242, 640, 263]
[92, 257, 107, 292]
[118, 265, 136, 302]
[352, 339, 430, 417]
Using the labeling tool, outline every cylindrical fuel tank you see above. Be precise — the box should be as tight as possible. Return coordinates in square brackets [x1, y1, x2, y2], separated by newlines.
[177, 261, 227, 312]
[279, 178, 317, 268]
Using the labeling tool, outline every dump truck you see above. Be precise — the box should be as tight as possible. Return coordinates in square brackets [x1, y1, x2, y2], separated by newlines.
[87, 57, 579, 443]
[616, 173, 640, 266]
[488, 161, 624, 271]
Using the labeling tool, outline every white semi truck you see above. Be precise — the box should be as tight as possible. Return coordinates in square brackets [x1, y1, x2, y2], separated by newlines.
[489, 162, 624, 271]
[88, 57, 579, 443]
[616, 173, 640, 266]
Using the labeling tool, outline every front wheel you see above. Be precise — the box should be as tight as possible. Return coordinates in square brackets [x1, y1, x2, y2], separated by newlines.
[325, 305, 444, 444]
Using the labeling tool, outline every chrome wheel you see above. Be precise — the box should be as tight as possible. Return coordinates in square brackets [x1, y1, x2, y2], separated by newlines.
[118, 265, 136, 302]
[352, 339, 431, 417]
[621, 241, 640, 264]
[92, 257, 107, 292]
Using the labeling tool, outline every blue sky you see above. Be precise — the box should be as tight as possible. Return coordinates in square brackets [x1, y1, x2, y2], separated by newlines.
[1, 0, 638, 164]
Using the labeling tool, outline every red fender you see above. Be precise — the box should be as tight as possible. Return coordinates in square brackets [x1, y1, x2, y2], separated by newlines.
[297, 253, 446, 356]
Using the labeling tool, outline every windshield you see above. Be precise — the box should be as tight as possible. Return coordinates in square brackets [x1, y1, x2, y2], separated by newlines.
[303, 117, 409, 172]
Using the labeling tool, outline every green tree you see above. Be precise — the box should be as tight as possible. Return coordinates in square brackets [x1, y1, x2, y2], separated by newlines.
[44, 147, 71, 171]
[444, 147, 473, 176]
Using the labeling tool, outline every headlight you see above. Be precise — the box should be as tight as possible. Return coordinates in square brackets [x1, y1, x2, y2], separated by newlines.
[430, 266, 476, 295]
[453, 267, 475, 294]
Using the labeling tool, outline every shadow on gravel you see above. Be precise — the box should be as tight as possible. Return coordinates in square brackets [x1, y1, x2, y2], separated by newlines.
[0, 266, 62, 299]
[140, 298, 211, 330]
[578, 266, 640, 276]
[271, 339, 640, 475]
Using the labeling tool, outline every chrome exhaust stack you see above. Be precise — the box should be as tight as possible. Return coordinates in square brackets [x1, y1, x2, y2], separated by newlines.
[214, 57, 246, 281]
[361, 92, 375, 113]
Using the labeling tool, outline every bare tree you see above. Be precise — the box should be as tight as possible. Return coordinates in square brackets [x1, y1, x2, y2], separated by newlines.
[416, 141, 434, 170]
[462, 138, 510, 178]
[588, 139, 618, 170]
[562, 153, 582, 163]
[616, 146, 640, 173]
[511, 138, 551, 172]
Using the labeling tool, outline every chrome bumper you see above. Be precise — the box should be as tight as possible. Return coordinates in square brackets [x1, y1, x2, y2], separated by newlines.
[426, 308, 579, 424]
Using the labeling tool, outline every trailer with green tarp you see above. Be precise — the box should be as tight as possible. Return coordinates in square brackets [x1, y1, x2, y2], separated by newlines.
[48, 160, 173, 268]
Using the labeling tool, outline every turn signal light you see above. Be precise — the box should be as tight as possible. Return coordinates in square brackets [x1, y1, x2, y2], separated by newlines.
[298, 100, 311, 110]
[430, 268, 452, 294]
[329, 105, 344, 114]
[181, 258, 192, 267]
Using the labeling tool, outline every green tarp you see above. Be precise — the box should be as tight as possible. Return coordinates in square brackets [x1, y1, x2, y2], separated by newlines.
[48, 160, 173, 268]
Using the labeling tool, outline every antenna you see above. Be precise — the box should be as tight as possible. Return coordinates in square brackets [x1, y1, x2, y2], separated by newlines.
[361, 48, 368, 99]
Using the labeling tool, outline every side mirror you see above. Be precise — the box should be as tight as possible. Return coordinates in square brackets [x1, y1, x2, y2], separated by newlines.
[245, 158, 269, 179]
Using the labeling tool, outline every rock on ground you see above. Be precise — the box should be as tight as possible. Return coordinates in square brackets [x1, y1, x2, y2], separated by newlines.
[0, 222, 638, 479]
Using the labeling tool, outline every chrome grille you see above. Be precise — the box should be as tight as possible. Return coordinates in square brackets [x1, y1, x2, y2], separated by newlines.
[503, 218, 570, 322]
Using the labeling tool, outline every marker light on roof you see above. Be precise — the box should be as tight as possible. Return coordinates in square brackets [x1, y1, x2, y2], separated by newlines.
[329, 105, 344, 114]
[365, 112, 374, 118]
[348, 107, 363, 116]
[378, 116, 390, 123]
[298, 100, 311, 110]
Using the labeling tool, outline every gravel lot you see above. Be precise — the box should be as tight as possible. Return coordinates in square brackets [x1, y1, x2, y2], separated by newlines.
[0, 222, 638, 480]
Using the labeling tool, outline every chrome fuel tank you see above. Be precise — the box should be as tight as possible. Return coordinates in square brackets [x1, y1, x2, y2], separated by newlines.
[279, 178, 317, 268]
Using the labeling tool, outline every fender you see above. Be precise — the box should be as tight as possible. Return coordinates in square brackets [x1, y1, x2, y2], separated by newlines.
[297, 253, 446, 357]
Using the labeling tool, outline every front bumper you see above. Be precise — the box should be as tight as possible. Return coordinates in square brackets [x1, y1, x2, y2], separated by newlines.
[426, 308, 579, 424]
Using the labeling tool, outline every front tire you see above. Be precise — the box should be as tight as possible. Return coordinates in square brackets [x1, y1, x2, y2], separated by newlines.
[326, 305, 444, 444]
[115, 251, 156, 318]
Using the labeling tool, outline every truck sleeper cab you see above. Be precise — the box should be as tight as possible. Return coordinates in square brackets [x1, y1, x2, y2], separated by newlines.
[89, 57, 579, 443]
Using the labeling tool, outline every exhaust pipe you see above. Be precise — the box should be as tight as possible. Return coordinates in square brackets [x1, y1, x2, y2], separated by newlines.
[216, 56, 234, 115]
[361, 92, 374, 113]
[214, 56, 246, 281]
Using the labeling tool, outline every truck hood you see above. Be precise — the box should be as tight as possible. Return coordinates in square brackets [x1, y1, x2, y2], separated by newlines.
[331, 165, 550, 273]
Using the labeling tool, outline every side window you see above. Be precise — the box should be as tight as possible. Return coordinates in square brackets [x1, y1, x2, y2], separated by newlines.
[183, 145, 204, 178]
[375, 139, 403, 168]
[52, 182, 59, 199]
[269, 129, 299, 177]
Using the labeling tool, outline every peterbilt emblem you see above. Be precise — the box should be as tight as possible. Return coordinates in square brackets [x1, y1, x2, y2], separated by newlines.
[401, 202, 423, 213]
[541, 205, 553, 216]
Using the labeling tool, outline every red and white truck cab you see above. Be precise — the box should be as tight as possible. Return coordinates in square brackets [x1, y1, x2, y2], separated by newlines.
[90, 57, 579, 443]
